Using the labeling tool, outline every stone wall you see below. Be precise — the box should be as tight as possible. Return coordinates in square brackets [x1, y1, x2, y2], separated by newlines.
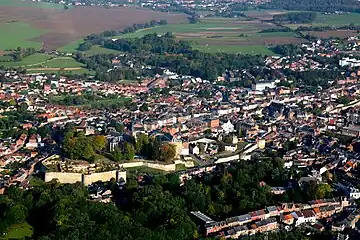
[146, 162, 176, 171]
[118, 160, 195, 172]
[45, 170, 127, 185]
[45, 172, 82, 184]
[83, 170, 118, 186]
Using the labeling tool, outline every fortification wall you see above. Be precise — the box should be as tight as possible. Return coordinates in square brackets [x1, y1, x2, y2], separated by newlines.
[45, 172, 82, 184]
[174, 160, 195, 168]
[118, 162, 144, 168]
[45, 171, 127, 185]
[83, 170, 118, 185]
[145, 162, 176, 171]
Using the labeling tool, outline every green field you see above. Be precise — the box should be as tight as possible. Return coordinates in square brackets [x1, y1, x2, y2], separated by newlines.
[286, 13, 360, 29]
[192, 44, 275, 55]
[0, 0, 67, 9]
[58, 39, 85, 52]
[2, 222, 33, 239]
[0, 54, 93, 75]
[0, 53, 52, 68]
[0, 22, 45, 50]
[84, 45, 121, 56]
[29, 57, 85, 68]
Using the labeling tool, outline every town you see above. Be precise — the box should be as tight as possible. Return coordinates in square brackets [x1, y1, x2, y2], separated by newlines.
[4, 19, 360, 240]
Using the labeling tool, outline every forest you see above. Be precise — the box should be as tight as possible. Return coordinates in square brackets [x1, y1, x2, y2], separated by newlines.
[0, 156, 335, 239]
[273, 12, 317, 24]
[261, 0, 360, 13]
[75, 33, 264, 81]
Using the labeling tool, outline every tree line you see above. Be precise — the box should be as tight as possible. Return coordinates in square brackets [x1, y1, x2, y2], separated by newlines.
[77, 20, 168, 51]
[273, 12, 317, 24]
[260, 0, 360, 13]
[76, 33, 264, 81]
[0, 155, 336, 239]
[0, 47, 36, 63]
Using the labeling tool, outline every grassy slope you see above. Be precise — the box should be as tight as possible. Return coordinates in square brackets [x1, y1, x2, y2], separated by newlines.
[0, 22, 45, 50]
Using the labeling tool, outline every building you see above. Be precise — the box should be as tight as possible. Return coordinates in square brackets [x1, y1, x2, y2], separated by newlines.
[252, 80, 276, 91]
[339, 57, 360, 67]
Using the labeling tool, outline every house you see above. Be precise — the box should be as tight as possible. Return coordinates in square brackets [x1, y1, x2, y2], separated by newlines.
[252, 80, 276, 91]
[25, 135, 38, 149]
[281, 213, 295, 225]
[293, 210, 316, 226]
[221, 120, 235, 134]
[191, 145, 200, 155]
[249, 209, 267, 221]
[224, 144, 237, 152]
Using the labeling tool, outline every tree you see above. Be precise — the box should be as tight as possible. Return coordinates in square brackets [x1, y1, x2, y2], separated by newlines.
[92, 135, 107, 151]
[77, 42, 92, 51]
[6, 204, 27, 225]
[139, 103, 149, 112]
[111, 147, 123, 162]
[315, 183, 332, 199]
[18, 102, 28, 112]
[123, 142, 135, 160]
[159, 143, 176, 162]
[82, 143, 95, 161]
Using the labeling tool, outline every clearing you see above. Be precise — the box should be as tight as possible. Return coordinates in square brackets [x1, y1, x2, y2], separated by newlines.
[2, 222, 33, 240]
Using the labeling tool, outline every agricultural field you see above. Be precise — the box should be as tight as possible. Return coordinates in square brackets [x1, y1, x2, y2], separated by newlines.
[0, 53, 53, 68]
[0, 54, 92, 74]
[0, 22, 45, 51]
[0, 0, 64, 9]
[286, 13, 360, 29]
[111, 18, 305, 55]
[242, 9, 293, 20]
[304, 30, 360, 39]
[0, 3, 187, 50]
[192, 44, 276, 55]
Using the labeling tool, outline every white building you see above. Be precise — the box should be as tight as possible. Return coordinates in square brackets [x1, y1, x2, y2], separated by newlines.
[252, 80, 276, 91]
[339, 57, 360, 67]
[221, 120, 235, 134]
[349, 187, 360, 199]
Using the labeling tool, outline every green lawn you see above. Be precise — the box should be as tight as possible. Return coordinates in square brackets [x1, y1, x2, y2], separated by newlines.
[2, 222, 33, 240]
[0, 0, 67, 9]
[0, 53, 53, 68]
[0, 22, 45, 50]
[192, 44, 275, 55]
